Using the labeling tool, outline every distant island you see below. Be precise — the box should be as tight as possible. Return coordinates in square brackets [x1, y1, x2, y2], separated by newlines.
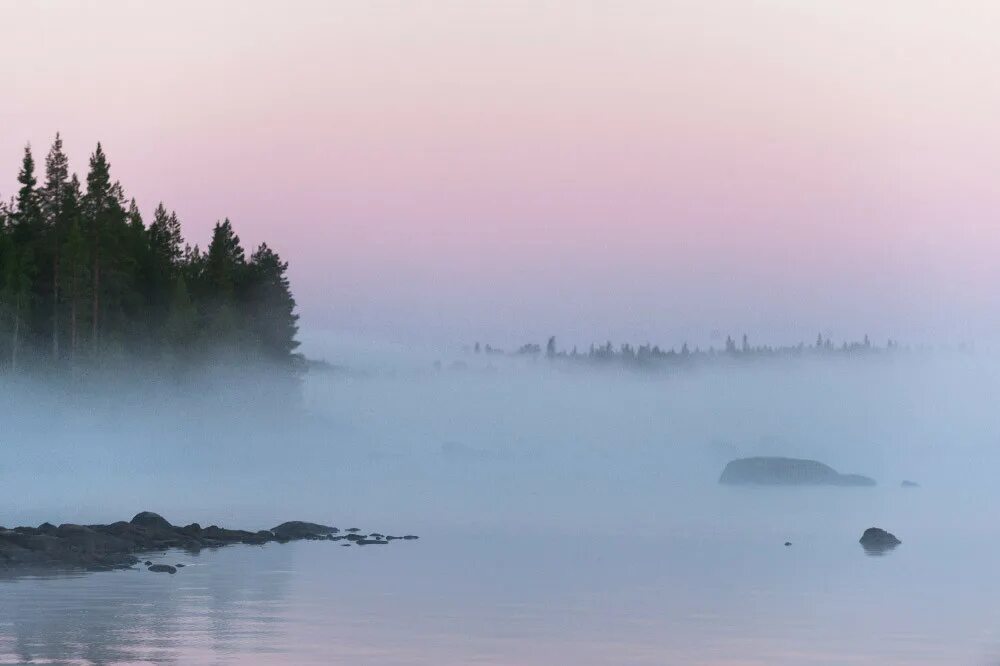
[468, 333, 903, 369]
[0, 135, 299, 372]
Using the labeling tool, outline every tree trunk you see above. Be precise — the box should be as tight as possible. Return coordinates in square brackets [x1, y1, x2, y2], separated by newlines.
[10, 304, 20, 373]
[69, 283, 77, 365]
[52, 252, 59, 361]
[91, 243, 100, 357]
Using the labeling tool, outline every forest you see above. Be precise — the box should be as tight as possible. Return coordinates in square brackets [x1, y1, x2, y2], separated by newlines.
[0, 135, 299, 372]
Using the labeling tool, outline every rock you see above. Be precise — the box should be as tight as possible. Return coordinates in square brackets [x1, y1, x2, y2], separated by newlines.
[270, 521, 338, 540]
[402, 535, 419, 540]
[859, 527, 901, 554]
[147, 564, 177, 574]
[130, 512, 173, 531]
[341, 543, 351, 547]
[345, 528, 360, 532]
[0, 513, 413, 574]
[784, 542, 792, 546]
[719, 457, 876, 486]
[175, 563, 186, 567]
[901, 480, 920, 488]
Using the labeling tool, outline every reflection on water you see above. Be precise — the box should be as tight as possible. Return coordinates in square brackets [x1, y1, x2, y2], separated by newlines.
[1, 505, 1000, 665]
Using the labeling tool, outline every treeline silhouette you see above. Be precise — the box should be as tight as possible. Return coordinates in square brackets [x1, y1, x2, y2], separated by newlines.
[0, 135, 299, 372]
[472, 333, 900, 367]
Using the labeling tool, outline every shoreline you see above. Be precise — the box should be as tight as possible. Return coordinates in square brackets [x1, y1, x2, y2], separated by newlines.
[0, 512, 418, 574]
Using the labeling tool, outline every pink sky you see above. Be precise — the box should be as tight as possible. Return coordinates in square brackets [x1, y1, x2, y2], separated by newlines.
[3, 1, 1000, 347]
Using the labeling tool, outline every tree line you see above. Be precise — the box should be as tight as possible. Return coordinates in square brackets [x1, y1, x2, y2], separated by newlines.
[473, 333, 900, 366]
[0, 135, 299, 372]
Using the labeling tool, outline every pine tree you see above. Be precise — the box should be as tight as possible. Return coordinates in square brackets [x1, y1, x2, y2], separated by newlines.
[244, 243, 299, 363]
[83, 143, 113, 356]
[41, 134, 71, 359]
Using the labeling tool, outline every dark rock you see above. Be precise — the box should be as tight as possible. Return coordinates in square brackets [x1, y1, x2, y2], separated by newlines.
[147, 564, 177, 574]
[719, 457, 876, 487]
[175, 563, 186, 567]
[345, 528, 360, 532]
[784, 542, 792, 546]
[859, 527, 901, 555]
[270, 521, 337, 540]
[144, 561, 152, 566]
[0, 513, 413, 574]
[130, 512, 173, 531]
[901, 480, 920, 488]
[402, 535, 419, 540]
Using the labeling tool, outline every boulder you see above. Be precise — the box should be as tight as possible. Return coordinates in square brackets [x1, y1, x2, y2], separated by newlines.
[859, 527, 901, 554]
[130, 512, 173, 531]
[719, 457, 876, 486]
[270, 521, 337, 540]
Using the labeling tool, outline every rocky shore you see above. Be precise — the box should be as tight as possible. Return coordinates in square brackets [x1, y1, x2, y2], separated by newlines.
[0, 512, 418, 573]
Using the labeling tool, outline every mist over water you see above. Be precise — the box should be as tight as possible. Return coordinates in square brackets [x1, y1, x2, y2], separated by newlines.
[3, 336, 1000, 663]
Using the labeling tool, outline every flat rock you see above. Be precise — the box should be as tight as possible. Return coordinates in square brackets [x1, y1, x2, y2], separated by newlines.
[147, 564, 177, 574]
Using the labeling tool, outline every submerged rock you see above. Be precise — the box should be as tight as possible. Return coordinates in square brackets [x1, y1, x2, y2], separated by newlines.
[719, 457, 876, 487]
[901, 480, 920, 488]
[859, 527, 901, 555]
[147, 564, 177, 574]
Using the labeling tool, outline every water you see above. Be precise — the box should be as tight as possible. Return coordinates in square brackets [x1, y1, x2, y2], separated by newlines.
[2, 352, 1000, 663]
[1, 489, 999, 665]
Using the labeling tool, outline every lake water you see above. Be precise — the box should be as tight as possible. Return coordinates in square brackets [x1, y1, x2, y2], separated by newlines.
[2, 487, 999, 665]
[2, 353, 1000, 664]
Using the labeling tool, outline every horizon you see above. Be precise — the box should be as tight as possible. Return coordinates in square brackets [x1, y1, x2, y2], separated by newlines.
[4, 1, 1000, 348]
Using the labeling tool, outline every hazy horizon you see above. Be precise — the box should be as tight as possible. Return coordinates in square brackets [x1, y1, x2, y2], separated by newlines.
[4, 1, 1000, 347]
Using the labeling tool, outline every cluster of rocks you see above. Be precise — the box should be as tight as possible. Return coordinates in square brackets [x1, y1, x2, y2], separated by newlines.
[0, 512, 418, 573]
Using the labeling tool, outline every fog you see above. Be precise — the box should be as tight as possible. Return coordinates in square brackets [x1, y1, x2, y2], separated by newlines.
[2, 335, 997, 544]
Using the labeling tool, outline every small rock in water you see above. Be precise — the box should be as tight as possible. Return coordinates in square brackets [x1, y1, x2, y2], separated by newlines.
[345, 528, 360, 533]
[148, 564, 177, 574]
[175, 563, 186, 567]
[341, 543, 351, 547]
[859, 527, 901, 555]
[144, 561, 152, 566]
[784, 542, 792, 546]
[901, 480, 920, 488]
[402, 535, 419, 540]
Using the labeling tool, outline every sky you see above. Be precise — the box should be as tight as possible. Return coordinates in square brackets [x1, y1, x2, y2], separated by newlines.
[2, 0, 1000, 349]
